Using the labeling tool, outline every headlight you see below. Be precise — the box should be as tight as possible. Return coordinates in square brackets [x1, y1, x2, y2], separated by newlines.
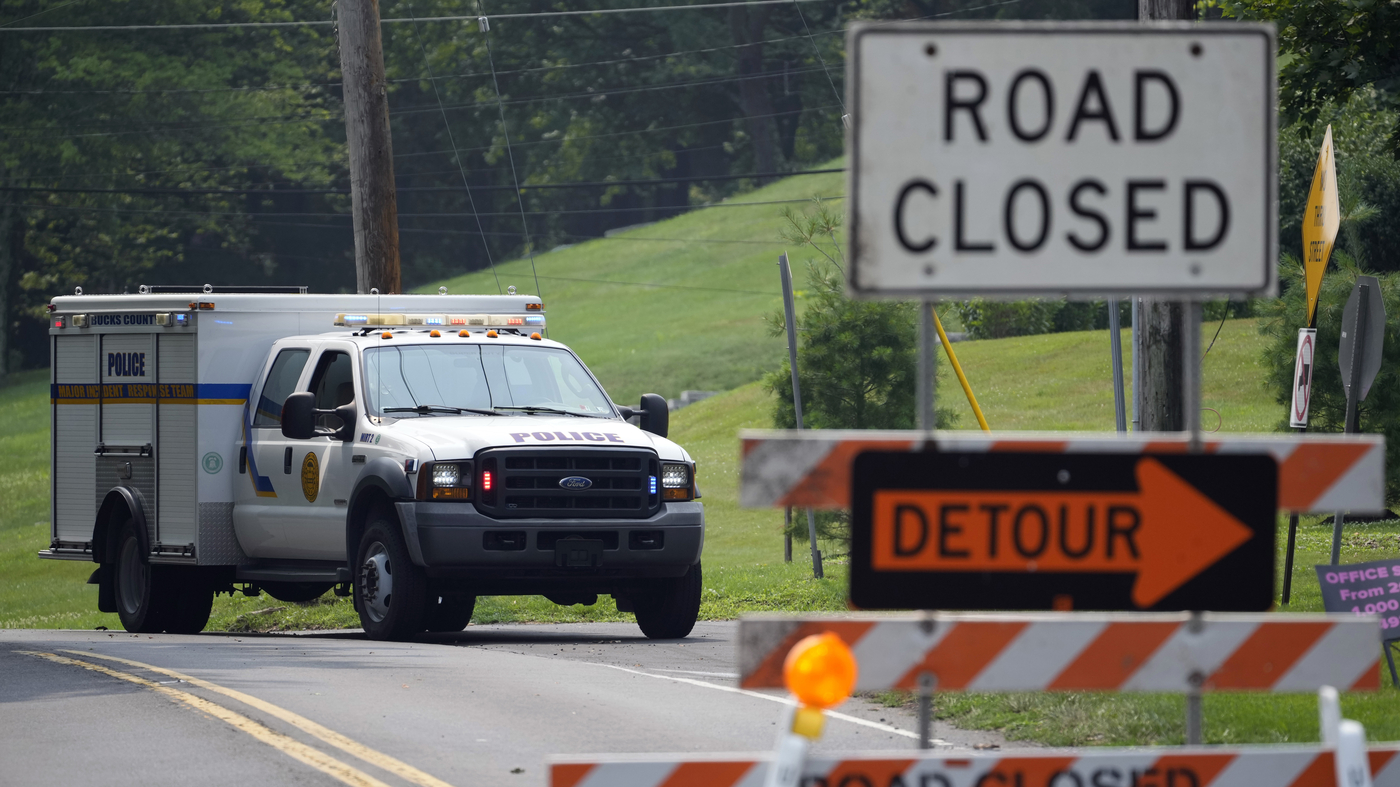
[661, 463, 693, 501]
[433, 463, 460, 487]
[419, 461, 472, 501]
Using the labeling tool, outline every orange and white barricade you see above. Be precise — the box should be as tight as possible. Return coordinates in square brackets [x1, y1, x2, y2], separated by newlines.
[552, 745, 1400, 787]
[738, 431, 1386, 515]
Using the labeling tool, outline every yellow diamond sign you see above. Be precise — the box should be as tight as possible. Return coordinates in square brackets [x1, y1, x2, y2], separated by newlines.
[1303, 125, 1340, 326]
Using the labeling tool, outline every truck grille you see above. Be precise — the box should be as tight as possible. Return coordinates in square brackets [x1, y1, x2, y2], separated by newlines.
[473, 448, 660, 519]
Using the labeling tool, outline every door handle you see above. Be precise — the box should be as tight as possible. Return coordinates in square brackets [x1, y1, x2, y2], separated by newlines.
[284, 446, 293, 474]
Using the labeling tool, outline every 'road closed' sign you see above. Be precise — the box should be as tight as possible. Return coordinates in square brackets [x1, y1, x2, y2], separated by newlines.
[848, 22, 1276, 297]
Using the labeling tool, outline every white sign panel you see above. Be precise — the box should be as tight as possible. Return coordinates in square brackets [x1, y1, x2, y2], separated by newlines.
[1291, 327, 1317, 427]
[848, 22, 1277, 297]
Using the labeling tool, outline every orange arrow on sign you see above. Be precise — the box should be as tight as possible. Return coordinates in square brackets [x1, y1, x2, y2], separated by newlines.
[871, 458, 1254, 608]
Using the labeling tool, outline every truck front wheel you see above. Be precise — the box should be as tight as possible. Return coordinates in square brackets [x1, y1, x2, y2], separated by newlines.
[633, 561, 702, 640]
[354, 511, 428, 641]
[423, 593, 476, 632]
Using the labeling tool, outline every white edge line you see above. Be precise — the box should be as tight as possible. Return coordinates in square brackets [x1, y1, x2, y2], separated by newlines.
[593, 663, 939, 744]
[651, 668, 742, 678]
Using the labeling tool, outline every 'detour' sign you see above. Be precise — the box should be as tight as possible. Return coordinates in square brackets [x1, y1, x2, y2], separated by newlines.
[850, 451, 1278, 611]
[848, 22, 1276, 297]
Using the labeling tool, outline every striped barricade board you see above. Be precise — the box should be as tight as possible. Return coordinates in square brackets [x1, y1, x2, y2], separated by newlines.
[551, 746, 1400, 787]
[738, 431, 1385, 515]
[737, 613, 1383, 693]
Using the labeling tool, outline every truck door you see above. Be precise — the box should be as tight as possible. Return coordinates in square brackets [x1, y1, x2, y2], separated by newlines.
[233, 346, 311, 557]
[283, 347, 358, 560]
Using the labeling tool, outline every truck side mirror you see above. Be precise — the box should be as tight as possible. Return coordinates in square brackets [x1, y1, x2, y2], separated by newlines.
[638, 393, 668, 439]
[281, 392, 316, 439]
[331, 402, 356, 442]
[282, 393, 357, 441]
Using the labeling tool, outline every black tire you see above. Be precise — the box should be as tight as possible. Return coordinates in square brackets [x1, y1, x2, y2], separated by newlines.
[161, 568, 214, 635]
[263, 582, 335, 603]
[354, 510, 428, 641]
[633, 561, 702, 639]
[112, 517, 166, 633]
[423, 593, 477, 632]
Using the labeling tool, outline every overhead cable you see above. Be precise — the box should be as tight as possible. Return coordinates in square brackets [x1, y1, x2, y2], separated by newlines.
[4, 168, 843, 196]
[0, 0, 834, 31]
[407, 2, 501, 293]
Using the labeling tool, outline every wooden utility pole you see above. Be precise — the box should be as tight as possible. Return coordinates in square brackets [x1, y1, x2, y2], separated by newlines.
[336, 0, 402, 294]
[1135, 0, 1194, 431]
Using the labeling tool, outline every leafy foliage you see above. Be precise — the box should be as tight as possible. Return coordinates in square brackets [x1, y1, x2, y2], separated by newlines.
[1221, 0, 1400, 153]
[1260, 255, 1400, 502]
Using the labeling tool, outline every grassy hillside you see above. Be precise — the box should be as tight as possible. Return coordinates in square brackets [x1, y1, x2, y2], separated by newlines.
[417, 163, 845, 405]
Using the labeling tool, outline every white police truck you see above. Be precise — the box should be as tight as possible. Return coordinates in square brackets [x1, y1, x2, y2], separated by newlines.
[40, 286, 704, 641]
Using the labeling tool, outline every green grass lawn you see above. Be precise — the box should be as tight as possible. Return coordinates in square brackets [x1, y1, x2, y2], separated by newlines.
[3, 158, 1396, 746]
[416, 162, 846, 406]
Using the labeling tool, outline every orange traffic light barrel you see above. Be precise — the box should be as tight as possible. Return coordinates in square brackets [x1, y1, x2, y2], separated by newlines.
[783, 632, 857, 709]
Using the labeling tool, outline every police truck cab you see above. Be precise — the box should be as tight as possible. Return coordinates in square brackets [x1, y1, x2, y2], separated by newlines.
[41, 288, 704, 641]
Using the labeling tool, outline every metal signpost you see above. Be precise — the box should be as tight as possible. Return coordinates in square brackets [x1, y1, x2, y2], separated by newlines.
[778, 252, 823, 579]
[1331, 276, 1387, 564]
[1284, 125, 1343, 604]
[848, 451, 1276, 611]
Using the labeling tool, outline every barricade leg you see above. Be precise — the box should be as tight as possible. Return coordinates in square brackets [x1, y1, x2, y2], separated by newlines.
[1386, 642, 1399, 689]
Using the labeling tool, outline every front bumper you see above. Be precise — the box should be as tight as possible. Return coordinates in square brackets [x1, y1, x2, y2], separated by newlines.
[395, 500, 704, 573]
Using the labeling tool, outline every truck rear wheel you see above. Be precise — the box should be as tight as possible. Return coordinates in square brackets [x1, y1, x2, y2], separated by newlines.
[423, 593, 476, 632]
[633, 561, 702, 640]
[113, 517, 167, 633]
[354, 512, 428, 641]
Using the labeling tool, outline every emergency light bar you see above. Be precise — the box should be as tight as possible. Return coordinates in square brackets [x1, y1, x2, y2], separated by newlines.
[334, 313, 545, 328]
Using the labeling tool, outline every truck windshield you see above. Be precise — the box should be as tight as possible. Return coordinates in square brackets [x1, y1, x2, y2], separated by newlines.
[362, 344, 615, 418]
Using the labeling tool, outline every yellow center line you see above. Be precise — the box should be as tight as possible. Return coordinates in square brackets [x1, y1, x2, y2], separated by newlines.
[20, 651, 391, 787]
[61, 649, 455, 787]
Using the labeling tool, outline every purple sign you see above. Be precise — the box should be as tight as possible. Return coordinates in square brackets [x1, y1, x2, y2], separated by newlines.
[1314, 558, 1400, 642]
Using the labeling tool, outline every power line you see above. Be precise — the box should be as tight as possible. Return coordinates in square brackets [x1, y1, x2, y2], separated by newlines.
[1, 194, 844, 218]
[3, 168, 842, 196]
[478, 2, 543, 304]
[536, 274, 778, 295]
[0, 0, 835, 32]
[394, 103, 839, 160]
[246, 220, 789, 244]
[408, 2, 502, 294]
[388, 64, 829, 116]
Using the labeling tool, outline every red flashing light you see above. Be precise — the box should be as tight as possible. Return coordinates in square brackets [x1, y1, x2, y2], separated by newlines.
[506, 317, 524, 326]
[482, 470, 493, 492]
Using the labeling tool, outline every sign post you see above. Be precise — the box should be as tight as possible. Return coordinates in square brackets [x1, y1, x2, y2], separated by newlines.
[1284, 126, 1343, 604]
[1330, 276, 1387, 564]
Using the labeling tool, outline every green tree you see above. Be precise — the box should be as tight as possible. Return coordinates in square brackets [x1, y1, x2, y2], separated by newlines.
[1261, 255, 1400, 503]
[765, 203, 954, 546]
[1, 0, 348, 371]
[1221, 0, 1400, 152]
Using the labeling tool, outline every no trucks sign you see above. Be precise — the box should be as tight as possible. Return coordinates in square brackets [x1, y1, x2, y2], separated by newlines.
[847, 22, 1277, 298]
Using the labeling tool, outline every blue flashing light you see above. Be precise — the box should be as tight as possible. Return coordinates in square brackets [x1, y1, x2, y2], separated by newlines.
[344, 315, 368, 324]
[649, 476, 658, 495]
[524, 315, 545, 325]
[174, 314, 188, 326]
[424, 316, 445, 326]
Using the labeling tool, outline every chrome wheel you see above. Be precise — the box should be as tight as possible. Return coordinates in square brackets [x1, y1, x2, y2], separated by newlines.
[116, 533, 147, 618]
[359, 542, 393, 623]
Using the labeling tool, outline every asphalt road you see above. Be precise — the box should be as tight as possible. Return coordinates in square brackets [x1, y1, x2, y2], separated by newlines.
[0, 622, 1010, 787]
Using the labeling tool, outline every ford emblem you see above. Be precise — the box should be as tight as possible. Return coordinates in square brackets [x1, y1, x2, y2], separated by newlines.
[559, 476, 593, 490]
